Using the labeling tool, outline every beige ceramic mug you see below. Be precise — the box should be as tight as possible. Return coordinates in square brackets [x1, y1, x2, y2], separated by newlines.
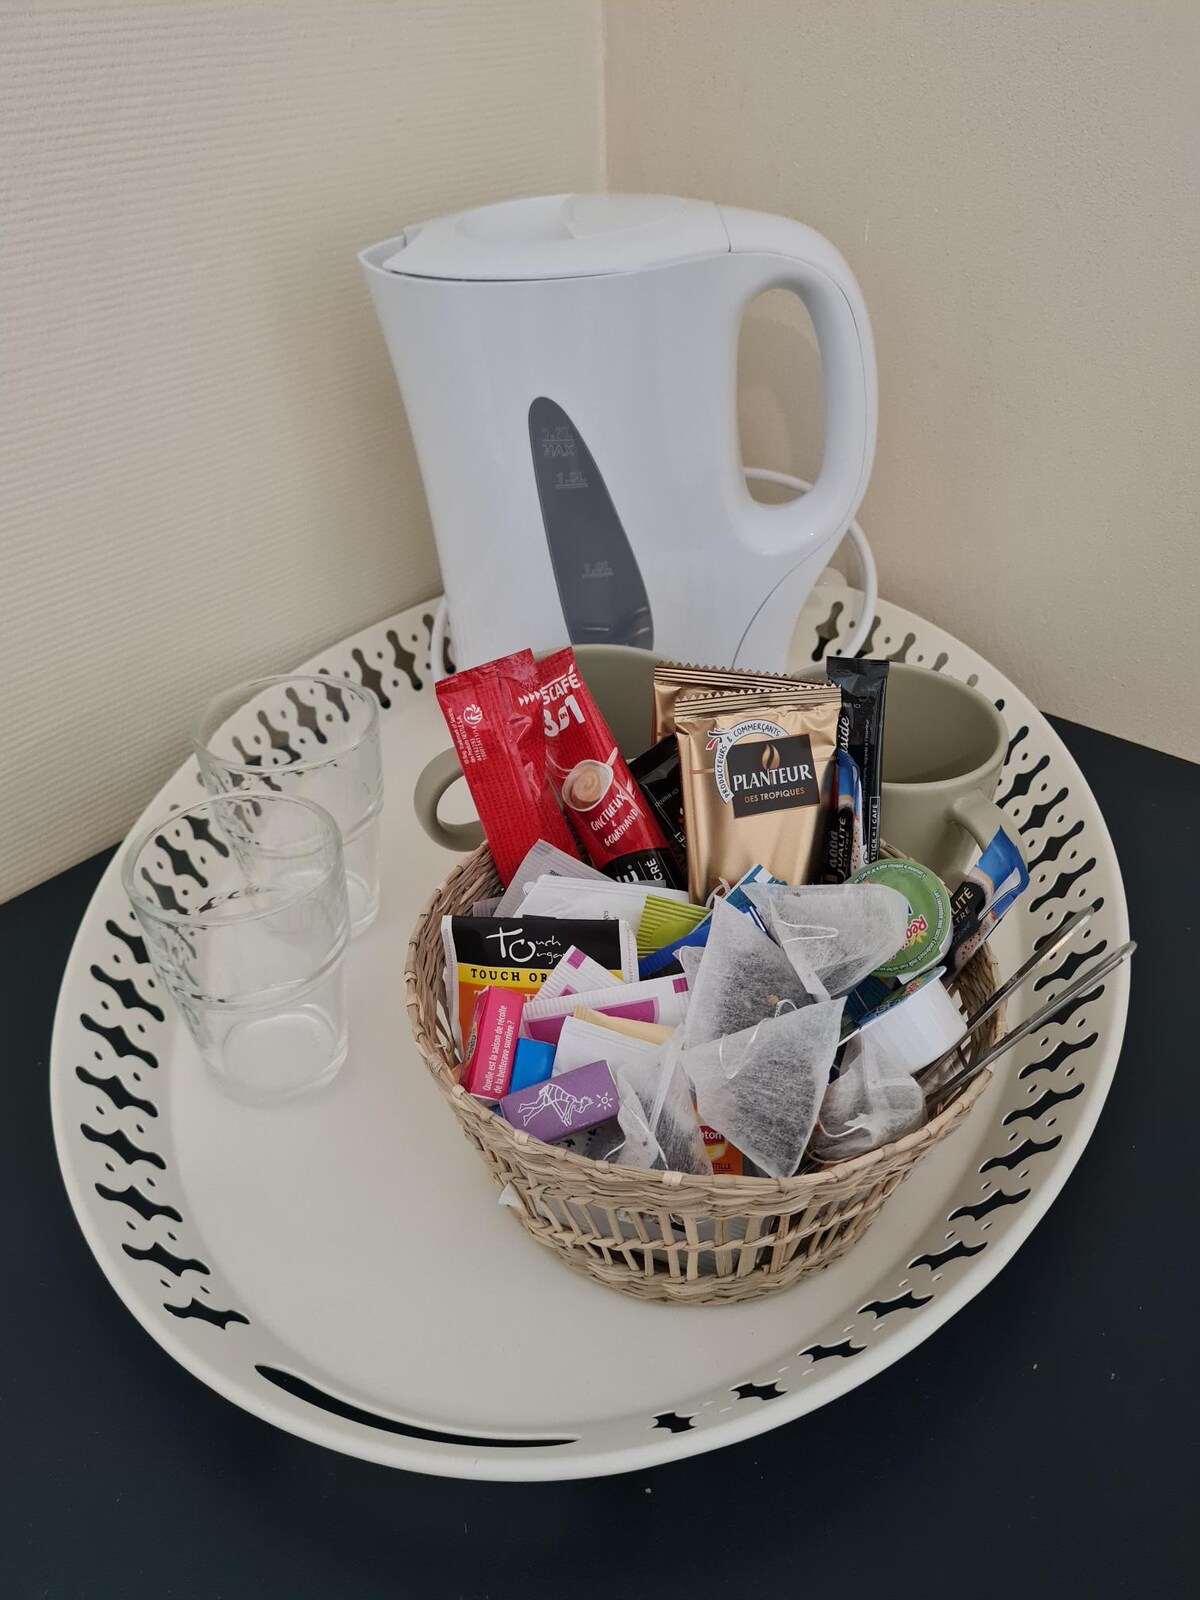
[879, 663, 1014, 883]
[414, 648, 1016, 884]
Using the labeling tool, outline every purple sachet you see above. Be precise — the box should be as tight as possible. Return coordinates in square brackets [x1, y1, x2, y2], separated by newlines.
[499, 1059, 619, 1145]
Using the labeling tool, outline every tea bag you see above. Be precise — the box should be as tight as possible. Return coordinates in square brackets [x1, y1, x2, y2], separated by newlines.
[744, 882, 909, 999]
[808, 1030, 927, 1163]
[680, 897, 814, 1047]
[680, 999, 843, 1178]
[609, 1038, 711, 1175]
[608, 1070, 659, 1168]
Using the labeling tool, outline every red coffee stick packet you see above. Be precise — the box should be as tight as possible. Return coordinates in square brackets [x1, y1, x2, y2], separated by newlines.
[436, 649, 579, 886]
[537, 648, 682, 888]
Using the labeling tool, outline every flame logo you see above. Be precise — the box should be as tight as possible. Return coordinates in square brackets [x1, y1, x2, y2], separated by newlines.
[759, 742, 781, 770]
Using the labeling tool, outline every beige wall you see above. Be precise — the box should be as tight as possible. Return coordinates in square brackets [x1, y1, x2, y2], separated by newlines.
[3, 2, 1197, 901]
[0, 1, 604, 901]
[607, 0, 1200, 758]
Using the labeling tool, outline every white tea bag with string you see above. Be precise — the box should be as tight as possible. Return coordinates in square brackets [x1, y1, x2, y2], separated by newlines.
[680, 999, 843, 1178]
[808, 1030, 927, 1163]
[608, 1070, 659, 1168]
[744, 882, 909, 999]
[680, 897, 813, 1047]
[609, 1039, 712, 1175]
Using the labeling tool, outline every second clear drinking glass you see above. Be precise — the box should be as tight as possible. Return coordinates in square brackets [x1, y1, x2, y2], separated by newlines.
[194, 674, 384, 935]
[122, 794, 351, 1100]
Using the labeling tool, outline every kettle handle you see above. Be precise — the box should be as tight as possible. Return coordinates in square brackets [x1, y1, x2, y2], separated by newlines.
[718, 205, 877, 560]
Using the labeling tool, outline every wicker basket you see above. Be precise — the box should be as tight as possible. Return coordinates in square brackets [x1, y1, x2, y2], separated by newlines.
[405, 845, 1001, 1305]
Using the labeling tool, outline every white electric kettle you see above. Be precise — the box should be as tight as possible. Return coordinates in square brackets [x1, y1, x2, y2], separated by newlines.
[360, 194, 876, 671]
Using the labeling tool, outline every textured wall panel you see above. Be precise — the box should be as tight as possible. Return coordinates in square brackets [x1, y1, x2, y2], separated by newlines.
[0, 1, 603, 900]
[606, 0, 1200, 758]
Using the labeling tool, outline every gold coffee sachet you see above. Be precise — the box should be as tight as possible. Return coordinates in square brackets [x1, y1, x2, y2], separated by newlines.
[675, 686, 841, 900]
[652, 661, 822, 741]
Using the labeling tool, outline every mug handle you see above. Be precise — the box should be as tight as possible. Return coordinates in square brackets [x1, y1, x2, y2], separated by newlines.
[949, 790, 1024, 863]
[413, 748, 485, 853]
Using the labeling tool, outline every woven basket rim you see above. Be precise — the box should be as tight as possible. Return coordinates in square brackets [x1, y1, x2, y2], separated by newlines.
[404, 845, 997, 1195]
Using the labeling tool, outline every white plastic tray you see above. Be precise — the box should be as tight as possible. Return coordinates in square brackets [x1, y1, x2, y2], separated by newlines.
[51, 589, 1129, 1479]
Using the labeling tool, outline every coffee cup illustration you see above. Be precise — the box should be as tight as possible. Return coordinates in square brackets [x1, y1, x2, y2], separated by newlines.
[561, 758, 614, 813]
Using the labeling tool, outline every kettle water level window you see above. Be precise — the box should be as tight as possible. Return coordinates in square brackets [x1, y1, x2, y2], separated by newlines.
[528, 396, 654, 650]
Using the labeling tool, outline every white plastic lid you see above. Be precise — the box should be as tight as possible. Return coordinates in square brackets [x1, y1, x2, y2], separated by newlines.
[379, 193, 730, 281]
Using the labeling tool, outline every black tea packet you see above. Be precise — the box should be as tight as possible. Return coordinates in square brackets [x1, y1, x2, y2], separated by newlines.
[826, 658, 889, 864]
[629, 737, 688, 886]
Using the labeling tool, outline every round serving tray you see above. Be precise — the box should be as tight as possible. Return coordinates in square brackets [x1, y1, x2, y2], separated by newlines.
[50, 588, 1130, 1480]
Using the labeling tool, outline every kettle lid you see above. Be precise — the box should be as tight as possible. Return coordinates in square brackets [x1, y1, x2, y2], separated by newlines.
[379, 193, 729, 281]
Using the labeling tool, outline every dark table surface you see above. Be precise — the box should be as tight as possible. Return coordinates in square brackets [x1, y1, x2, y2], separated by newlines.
[4, 717, 1195, 1600]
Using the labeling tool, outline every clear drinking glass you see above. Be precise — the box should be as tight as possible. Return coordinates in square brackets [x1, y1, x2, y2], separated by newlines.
[193, 675, 383, 935]
[122, 794, 351, 1101]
